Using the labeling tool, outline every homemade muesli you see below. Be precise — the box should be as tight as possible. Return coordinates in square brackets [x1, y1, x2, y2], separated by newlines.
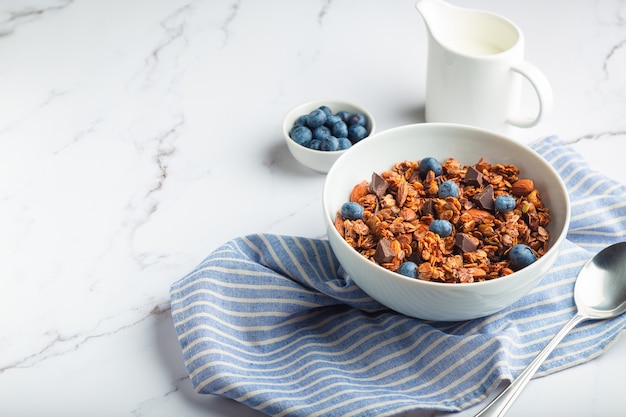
[334, 157, 551, 283]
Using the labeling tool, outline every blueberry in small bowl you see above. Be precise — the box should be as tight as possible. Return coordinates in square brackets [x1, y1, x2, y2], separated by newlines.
[282, 99, 376, 174]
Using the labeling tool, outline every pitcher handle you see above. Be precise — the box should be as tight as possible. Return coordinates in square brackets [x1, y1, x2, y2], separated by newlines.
[506, 61, 554, 128]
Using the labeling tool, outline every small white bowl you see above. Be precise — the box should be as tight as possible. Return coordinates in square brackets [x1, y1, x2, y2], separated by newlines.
[282, 99, 376, 174]
[323, 123, 570, 321]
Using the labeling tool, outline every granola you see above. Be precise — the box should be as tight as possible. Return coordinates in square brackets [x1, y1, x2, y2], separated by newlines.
[334, 157, 551, 283]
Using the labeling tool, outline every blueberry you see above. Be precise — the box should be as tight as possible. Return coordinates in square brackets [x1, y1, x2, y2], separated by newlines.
[336, 110, 351, 123]
[347, 112, 367, 126]
[508, 244, 537, 270]
[438, 180, 459, 198]
[290, 125, 312, 146]
[306, 108, 327, 128]
[429, 219, 453, 237]
[418, 157, 443, 179]
[318, 105, 333, 117]
[331, 121, 349, 138]
[337, 137, 352, 150]
[320, 136, 339, 151]
[294, 115, 308, 126]
[309, 139, 321, 150]
[397, 261, 418, 278]
[495, 195, 516, 212]
[325, 114, 342, 127]
[348, 124, 368, 143]
[340, 202, 364, 220]
[312, 125, 331, 140]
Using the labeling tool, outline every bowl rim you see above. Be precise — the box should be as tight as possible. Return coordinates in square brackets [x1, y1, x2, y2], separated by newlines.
[282, 98, 377, 154]
[323, 122, 571, 288]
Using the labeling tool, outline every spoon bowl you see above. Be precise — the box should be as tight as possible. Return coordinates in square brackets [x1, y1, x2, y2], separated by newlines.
[475, 241, 626, 417]
[574, 242, 626, 318]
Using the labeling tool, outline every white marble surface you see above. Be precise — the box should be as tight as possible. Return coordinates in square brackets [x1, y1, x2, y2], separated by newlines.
[1, 0, 626, 416]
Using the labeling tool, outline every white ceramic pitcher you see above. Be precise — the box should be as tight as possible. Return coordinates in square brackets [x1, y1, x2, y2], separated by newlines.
[416, 0, 553, 134]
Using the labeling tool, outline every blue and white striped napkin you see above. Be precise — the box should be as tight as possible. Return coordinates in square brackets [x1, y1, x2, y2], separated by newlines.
[170, 136, 626, 417]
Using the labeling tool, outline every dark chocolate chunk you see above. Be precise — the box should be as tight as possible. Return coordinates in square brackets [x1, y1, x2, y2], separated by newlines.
[374, 238, 395, 263]
[408, 250, 422, 264]
[370, 172, 389, 197]
[455, 233, 479, 252]
[421, 198, 435, 217]
[473, 184, 494, 211]
[464, 166, 484, 187]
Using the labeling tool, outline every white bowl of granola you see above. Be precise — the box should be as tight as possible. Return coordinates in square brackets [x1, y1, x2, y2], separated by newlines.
[323, 123, 570, 321]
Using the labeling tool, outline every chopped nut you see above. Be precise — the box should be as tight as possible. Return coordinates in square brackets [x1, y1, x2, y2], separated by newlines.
[398, 207, 418, 222]
[396, 181, 409, 207]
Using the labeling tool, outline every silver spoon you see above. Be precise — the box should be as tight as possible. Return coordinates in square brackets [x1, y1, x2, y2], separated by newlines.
[475, 241, 626, 417]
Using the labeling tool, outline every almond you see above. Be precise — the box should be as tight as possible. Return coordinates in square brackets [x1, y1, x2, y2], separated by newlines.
[349, 181, 370, 202]
[511, 179, 534, 196]
[466, 208, 494, 222]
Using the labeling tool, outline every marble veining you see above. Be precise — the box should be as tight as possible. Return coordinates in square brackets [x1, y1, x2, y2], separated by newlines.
[1, 1, 626, 416]
[0, 0, 73, 37]
[219, 0, 241, 48]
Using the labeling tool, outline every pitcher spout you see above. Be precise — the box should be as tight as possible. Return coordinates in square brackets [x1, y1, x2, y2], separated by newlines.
[415, 0, 459, 40]
[416, 0, 521, 56]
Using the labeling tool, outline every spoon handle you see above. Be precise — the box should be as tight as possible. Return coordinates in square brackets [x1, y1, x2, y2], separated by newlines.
[474, 313, 587, 417]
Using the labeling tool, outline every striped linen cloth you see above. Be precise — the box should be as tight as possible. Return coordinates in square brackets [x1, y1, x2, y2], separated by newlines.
[170, 136, 626, 416]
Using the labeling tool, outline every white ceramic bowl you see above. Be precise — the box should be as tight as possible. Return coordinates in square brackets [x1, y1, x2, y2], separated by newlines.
[323, 123, 570, 321]
[282, 99, 376, 174]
